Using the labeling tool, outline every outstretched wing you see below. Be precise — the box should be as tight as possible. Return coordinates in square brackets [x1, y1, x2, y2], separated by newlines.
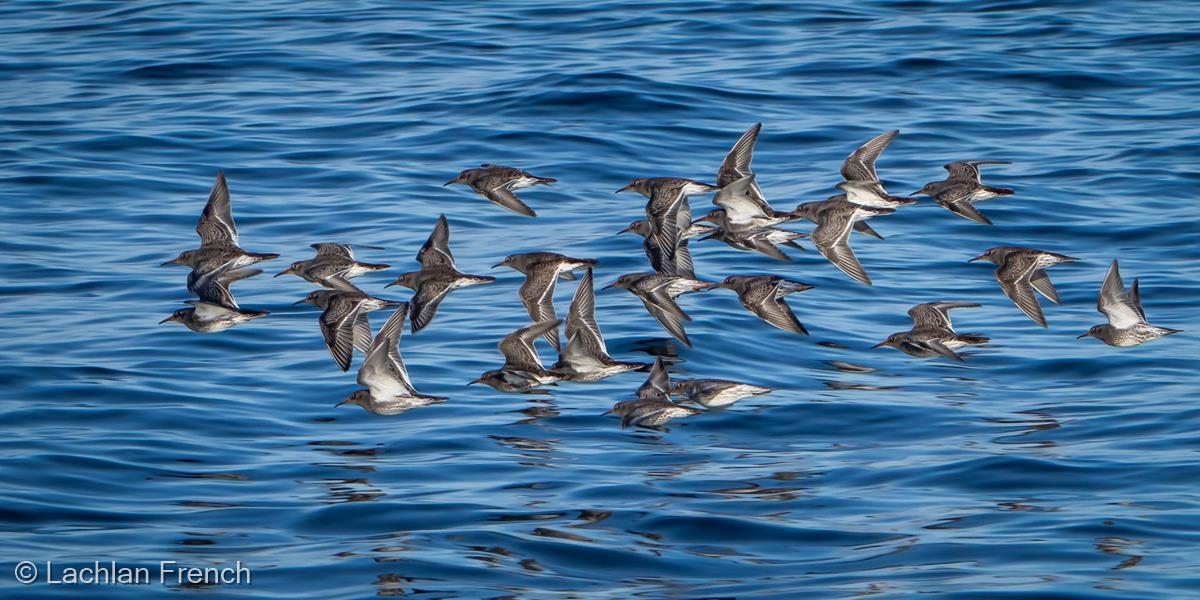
[320, 296, 365, 372]
[745, 233, 792, 262]
[518, 268, 561, 351]
[358, 304, 416, 398]
[853, 220, 885, 240]
[1098, 259, 1144, 328]
[639, 292, 691, 347]
[311, 243, 355, 260]
[409, 277, 453, 333]
[842, 129, 898, 183]
[673, 238, 696, 279]
[564, 268, 607, 355]
[187, 258, 257, 308]
[483, 186, 536, 217]
[499, 320, 561, 371]
[997, 256, 1047, 327]
[417, 214, 455, 269]
[924, 339, 965, 362]
[713, 175, 769, 226]
[637, 357, 671, 400]
[944, 160, 1010, 182]
[744, 282, 808, 335]
[196, 171, 238, 246]
[944, 200, 993, 225]
[1029, 269, 1060, 304]
[813, 208, 870, 286]
[908, 301, 980, 329]
[717, 123, 761, 187]
[646, 186, 687, 273]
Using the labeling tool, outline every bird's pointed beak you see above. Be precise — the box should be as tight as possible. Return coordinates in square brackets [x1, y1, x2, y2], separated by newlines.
[292, 298, 309, 306]
[871, 341, 889, 349]
[614, 184, 633, 194]
[968, 254, 988, 263]
[602, 281, 619, 290]
[1076, 332, 1092, 339]
[334, 400, 347, 407]
[600, 409, 613, 416]
[443, 178, 458, 186]
[617, 225, 633, 235]
[467, 378, 482, 386]
[159, 259, 178, 267]
[158, 315, 176, 324]
[384, 281, 397, 288]
[273, 269, 291, 278]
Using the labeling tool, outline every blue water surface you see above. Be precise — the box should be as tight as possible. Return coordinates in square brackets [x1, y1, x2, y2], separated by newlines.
[2, 1, 1199, 598]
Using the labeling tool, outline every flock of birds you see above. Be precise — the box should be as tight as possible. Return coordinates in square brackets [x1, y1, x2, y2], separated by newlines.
[160, 124, 1182, 428]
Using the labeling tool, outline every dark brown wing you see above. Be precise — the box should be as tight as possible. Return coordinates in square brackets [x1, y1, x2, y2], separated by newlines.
[637, 357, 671, 400]
[944, 160, 1010, 182]
[417, 214, 455, 268]
[196, 171, 238, 246]
[842, 129, 898, 182]
[944, 200, 993, 225]
[907, 301, 980, 329]
[311, 243, 355, 259]
[997, 255, 1047, 327]
[717, 123, 762, 188]
[499, 320, 561, 371]
[483, 187, 536, 217]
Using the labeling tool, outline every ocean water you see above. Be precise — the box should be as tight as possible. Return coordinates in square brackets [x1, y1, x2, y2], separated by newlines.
[2, 0, 1199, 597]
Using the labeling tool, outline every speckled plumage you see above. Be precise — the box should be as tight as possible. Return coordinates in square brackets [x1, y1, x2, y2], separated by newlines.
[385, 215, 495, 333]
[914, 160, 1014, 225]
[971, 246, 1078, 327]
[471, 320, 563, 392]
[495, 252, 597, 350]
[715, 275, 814, 335]
[606, 358, 700, 428]
[606, 273, 717, 347]
[1079, 260, 1182, 347]
[551, 269, 648, 382]
[337, 304, 447, 414]
[445, 164, 556, 217]
[874, 302, 989, 361]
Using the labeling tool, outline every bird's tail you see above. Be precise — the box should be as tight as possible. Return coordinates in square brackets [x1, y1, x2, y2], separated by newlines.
[984, 186, 1014, 196]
